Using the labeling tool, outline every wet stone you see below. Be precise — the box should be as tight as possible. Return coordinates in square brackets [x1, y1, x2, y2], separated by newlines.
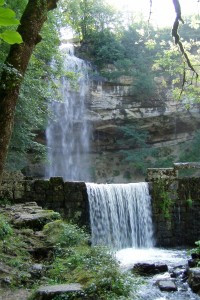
[188, 267, 200, 294]
[132, 263, 168, 276]
[157, 279, 178, 292]
[188, 258, 198, 268]
[32, 283, 83, 300]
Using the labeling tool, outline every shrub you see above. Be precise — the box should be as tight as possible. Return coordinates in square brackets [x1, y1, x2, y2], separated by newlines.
[0, 215, 13, 239]
[43, 220, 89, 247]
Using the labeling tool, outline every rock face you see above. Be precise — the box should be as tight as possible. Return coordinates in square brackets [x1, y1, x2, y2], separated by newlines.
[23, 72, 200, 182]
[88, 80, 200, 147]
[85, 80, 200, 181]
[10, 202, 60, 230]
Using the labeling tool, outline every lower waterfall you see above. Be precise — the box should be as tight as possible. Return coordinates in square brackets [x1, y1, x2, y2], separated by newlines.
[86, 182, 154, 249]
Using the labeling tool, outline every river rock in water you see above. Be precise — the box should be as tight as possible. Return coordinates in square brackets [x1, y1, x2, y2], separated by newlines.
[132, 263, 168, 276]
[188, 267, 200, 294]
[156, 279, 178, 292]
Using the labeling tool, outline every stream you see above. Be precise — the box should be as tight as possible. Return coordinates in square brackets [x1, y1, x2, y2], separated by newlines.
[116, 248, 200, 300]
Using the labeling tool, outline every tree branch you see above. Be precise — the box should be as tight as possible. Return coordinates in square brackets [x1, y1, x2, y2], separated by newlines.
[172, 0, 198, 93]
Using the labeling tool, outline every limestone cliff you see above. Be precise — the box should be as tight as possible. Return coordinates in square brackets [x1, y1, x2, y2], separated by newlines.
[23, 58, 200, 183]
[84, 76, 200, 182]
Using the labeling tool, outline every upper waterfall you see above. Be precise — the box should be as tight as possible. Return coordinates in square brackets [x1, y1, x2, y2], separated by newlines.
[46, 43, 91, 181]
[86, 182, 154, 249]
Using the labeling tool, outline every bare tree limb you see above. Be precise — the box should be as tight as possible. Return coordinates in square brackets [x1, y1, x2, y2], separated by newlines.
[172, 0, 198, 94]
[148, 0, 153, 25]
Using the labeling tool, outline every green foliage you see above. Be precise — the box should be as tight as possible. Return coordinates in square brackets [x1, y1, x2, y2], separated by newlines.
[180, 131, 200, 162]
[44, 221, 135, 299]
[0, 1, 64, 171]
[152, 147, 175, 169]
[192, 240, 200, 255]
[43, 220, 89, 248]
[160, 192, 174, 219]
[3, 8, 62, 170]
[0, 210, 140, 298]
[177, 130, 200, 177]
[117, 123, 155, 175]
[0, 0, 22, 44]
[64, 0, 156, 99]
[113, 170, 120, 177]
[48, 245, 134, 299]
[0, 215, 13, 239]
[61, 0, 118, 40]
[153, 180, 174, 219]
[88, 30, 125, 67]
[186, 197, 193, 208]
[152, 23, 200, 103]
[0, 214, 32, 287]
[191, 241, 200, 266]
[0, 30, 22, 44]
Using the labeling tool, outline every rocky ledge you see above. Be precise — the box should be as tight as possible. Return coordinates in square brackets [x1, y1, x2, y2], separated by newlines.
[0, 202, 83, 300]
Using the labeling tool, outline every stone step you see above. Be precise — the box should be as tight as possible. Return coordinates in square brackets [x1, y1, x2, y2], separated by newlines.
[32, 283, 83, 300]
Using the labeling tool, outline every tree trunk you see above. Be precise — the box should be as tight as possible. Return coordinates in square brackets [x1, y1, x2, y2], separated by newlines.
[0, 0, 59, 185]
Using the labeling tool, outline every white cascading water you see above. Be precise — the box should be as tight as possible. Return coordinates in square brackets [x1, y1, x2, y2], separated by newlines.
[86, 182, 154, 249]
[46, 44, 91, 181]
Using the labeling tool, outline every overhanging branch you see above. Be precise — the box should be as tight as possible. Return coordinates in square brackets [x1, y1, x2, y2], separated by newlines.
[172, 0, 198, 83]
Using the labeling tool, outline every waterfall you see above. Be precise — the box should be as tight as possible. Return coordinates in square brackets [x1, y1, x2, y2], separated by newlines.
[46, 44, 91, 181]
[86, 182, 154, 249]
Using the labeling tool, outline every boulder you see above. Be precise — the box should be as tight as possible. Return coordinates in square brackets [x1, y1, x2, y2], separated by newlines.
[11, 203, 60, 230]
[156, 279, 178, 292]
[188, 259, 198, 268]
[32, 283, 83, 300]
[29, 264, 45, 279]
[188, 267, 200, 294]
[132, 263, 168, 276]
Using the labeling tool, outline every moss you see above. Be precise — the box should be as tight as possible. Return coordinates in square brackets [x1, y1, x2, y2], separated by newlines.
[0, 215, 13, 238]
[152, 179, 174, 219]
[34, 179, 50, 191]
[49, 177, 64, 185]
[178, 177, 200, 206]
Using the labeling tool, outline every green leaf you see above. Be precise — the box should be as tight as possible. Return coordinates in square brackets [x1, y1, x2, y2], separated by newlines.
[0, 7, 19, 26]
[0, 0, 4, 6]
[0, 30, 23, 44]
[0, 17, 19, 26]
[0, 7, 16, 18]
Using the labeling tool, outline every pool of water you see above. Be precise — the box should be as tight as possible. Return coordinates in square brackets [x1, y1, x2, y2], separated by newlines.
[116, 248, 189, 270]
[115, 248, 200, 300]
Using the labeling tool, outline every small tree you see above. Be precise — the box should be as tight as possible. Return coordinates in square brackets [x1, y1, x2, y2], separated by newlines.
[0, 0, 59, 184]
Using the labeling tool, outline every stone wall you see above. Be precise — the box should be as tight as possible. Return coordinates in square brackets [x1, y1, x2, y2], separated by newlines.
[148, 167, 200, 247]
[1, 170, 200, 247]
[0, 175, 89, 228]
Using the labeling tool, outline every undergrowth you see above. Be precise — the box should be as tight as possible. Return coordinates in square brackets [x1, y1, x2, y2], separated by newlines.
[43, 221, 136, 299]
[0, 210, 140, 299]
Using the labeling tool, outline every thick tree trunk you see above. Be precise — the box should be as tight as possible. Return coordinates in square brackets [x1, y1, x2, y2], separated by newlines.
[0, 0, 59, 185]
